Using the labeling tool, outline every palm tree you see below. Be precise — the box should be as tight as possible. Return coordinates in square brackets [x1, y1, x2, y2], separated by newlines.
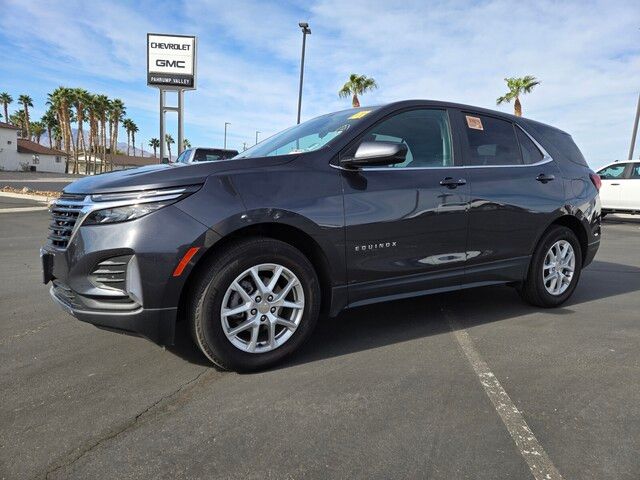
[9, 110, 26, 136]
[130, 121, 138, 156]
[122, 118, 133, 155]
[47, 87, 74, 172]
[496, 76, 540, 117]
[0, 92, 12, 123]
[338, 74, 378, 108]
[42, 108, 58, 149]
[93, 95, 110, 171]
[30, 121, 45, 144]
[165, 133, 175, 160]
[109, 99, 125, 154]
[182, 138, 191, 150]
[149, 138, 160, 158]
[70, 88, 90, 174]
[18, 95, 34, 138]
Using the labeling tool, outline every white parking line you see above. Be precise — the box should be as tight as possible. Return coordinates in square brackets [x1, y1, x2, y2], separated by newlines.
[446, 313, 563, 480]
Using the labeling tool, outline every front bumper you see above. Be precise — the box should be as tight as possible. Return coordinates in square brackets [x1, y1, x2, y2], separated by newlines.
[49, 284, 177, 344]
[43, 203, 220, 345]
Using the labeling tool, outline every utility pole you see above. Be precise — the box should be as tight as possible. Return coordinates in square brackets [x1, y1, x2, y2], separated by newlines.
[255, 130, 260, 145]
[297, 22, 311, 124]
[629, 93, 640, 160]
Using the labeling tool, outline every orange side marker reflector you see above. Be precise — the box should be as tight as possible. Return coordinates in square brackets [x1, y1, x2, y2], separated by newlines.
[173, 247, 200, 277]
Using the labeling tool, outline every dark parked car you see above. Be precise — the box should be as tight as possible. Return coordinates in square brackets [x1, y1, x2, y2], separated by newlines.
[42, 100, 601, 371]
[175, 147, 239, 164]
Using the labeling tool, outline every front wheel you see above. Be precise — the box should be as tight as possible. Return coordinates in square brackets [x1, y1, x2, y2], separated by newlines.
[189, 238, 320, 371]
[518, 226, 582, 308]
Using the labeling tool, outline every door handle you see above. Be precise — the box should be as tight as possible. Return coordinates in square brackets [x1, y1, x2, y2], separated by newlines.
[610, 183, 620, 186]
[440, 177, 467, 189]
[536, 173, 555, 183]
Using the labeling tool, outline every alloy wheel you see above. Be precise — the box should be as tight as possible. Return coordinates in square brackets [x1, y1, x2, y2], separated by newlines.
[220, 263, 305, 353]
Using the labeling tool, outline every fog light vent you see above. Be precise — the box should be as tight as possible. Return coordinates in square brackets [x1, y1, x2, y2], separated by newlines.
[89, 255, 132, 291]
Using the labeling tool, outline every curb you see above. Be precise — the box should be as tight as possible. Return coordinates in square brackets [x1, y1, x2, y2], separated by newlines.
[0, 191, 57, 203]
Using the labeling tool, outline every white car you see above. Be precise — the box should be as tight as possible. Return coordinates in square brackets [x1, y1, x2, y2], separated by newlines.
[596, 160, 640, 215]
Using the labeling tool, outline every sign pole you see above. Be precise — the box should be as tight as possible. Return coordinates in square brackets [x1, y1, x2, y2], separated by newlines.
[628, 92, 640, 160]
[159, 90, 166, 162]
[148, 33, 196, 163]
[178, 90, 184, 156]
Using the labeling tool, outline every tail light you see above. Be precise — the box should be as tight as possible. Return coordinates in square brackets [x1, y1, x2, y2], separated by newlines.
[589, 172, 602, 191]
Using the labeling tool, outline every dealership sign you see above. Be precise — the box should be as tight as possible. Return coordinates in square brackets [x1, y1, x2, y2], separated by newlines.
[147, 33, 196, 89]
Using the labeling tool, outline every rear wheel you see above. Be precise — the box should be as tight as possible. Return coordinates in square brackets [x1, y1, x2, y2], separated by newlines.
[189, 238, 320, 371]
[519, 225, 582, 307]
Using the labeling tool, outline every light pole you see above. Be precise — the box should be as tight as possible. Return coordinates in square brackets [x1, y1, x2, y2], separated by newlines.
[255, 130, 260, 145]
[224, 122, 230, 150]
[297, 22, 311, 124]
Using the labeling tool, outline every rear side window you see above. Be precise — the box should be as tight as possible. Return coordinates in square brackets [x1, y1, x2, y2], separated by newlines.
[598, 164, 626, 179]
[537, 127, 588, 167]
[463, 114, 521, 166]
[516, 128, 544, 164]
[630, 163, 640, 179]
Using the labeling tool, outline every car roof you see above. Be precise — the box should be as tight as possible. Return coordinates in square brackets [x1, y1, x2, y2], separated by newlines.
[376, 99, 568, 135]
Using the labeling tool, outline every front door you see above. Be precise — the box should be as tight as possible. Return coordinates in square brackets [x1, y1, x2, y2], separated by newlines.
[340, 108, 470, 306]
[597, 162, 629, 209]
[618, 162, 640, 210]
[455, 110, 564, 283]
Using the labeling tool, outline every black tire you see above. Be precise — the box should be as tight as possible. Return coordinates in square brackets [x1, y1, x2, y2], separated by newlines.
[189, 237, 320, 371]
[518, 225, 582, 308]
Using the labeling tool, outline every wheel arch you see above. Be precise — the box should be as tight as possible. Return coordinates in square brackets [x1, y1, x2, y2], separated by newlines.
[177, 222, 335, 322]
[538, 214, 589, 264]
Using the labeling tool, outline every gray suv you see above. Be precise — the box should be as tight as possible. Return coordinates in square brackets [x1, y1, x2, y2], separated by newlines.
[42, 100, 601, 371]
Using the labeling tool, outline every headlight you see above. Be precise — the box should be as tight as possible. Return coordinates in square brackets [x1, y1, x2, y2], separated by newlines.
[84, 201, 174, 224]
[84, 185, 200, 225]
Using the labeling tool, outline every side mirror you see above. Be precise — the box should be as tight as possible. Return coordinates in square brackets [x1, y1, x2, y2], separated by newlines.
[341, 141, 408, 168]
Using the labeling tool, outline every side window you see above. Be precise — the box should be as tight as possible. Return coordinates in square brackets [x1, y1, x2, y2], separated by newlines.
[597, 164, 626, 179]
[629, 163, 640, 179]
[346, 109, 453, 168]
[516, 128, 544, 164]
[463, 114, 521, 166]
[176, 149, 191, 163]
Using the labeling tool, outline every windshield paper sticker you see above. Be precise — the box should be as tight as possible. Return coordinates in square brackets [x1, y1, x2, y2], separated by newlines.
[349, 110, 372, 120]
[466, 115, 483, 130]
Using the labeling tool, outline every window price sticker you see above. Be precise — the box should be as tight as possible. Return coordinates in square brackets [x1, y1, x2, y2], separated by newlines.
[466, 115, 483, 130]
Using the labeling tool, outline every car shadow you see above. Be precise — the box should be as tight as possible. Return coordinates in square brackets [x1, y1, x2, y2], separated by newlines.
[164, 260, 640, 370]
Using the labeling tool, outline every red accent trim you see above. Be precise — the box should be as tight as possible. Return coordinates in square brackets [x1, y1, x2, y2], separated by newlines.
[172, 247, 200, 277]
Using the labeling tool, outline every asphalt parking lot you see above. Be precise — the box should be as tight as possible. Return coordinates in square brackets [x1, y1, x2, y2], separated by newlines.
[1, 209, 639, 480]
[0, 171, 82, 193]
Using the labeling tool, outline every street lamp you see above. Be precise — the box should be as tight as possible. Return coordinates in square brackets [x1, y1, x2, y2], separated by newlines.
[297, 22, 311, 124]
[255, 130, 260, 145]
[224, 122, 231, 150]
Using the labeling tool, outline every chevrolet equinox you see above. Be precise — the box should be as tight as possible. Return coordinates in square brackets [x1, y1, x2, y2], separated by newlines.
[42, 100, 602, 371]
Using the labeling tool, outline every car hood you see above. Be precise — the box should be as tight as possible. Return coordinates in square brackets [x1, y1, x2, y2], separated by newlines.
[63, 155, 297, 194]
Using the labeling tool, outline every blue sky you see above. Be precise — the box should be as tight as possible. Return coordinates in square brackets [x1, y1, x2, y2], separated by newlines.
[1, 0, 639, 165]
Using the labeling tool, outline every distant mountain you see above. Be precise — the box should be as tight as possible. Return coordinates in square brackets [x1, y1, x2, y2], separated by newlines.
[40, 129, 154, 157]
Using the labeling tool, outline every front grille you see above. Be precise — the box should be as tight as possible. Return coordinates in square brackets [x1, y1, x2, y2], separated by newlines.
[48, 194, 86, 249]
[89, 255, 131, 291]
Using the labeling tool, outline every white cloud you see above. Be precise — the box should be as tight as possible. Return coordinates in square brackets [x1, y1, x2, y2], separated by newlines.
[1, 0, 638, 162]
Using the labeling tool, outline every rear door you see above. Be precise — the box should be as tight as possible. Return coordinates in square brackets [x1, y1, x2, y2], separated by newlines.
[454, 110, 564, 282]
[341, 108, 470, 305]
[597, 163, 629, 209]
[617, 163, 640, 210]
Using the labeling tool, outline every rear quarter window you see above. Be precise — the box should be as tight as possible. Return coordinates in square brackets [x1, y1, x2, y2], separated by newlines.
[529, 124, 588, 167]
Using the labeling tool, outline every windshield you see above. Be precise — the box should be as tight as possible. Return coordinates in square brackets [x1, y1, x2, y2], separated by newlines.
[237, 107, 379, 158]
